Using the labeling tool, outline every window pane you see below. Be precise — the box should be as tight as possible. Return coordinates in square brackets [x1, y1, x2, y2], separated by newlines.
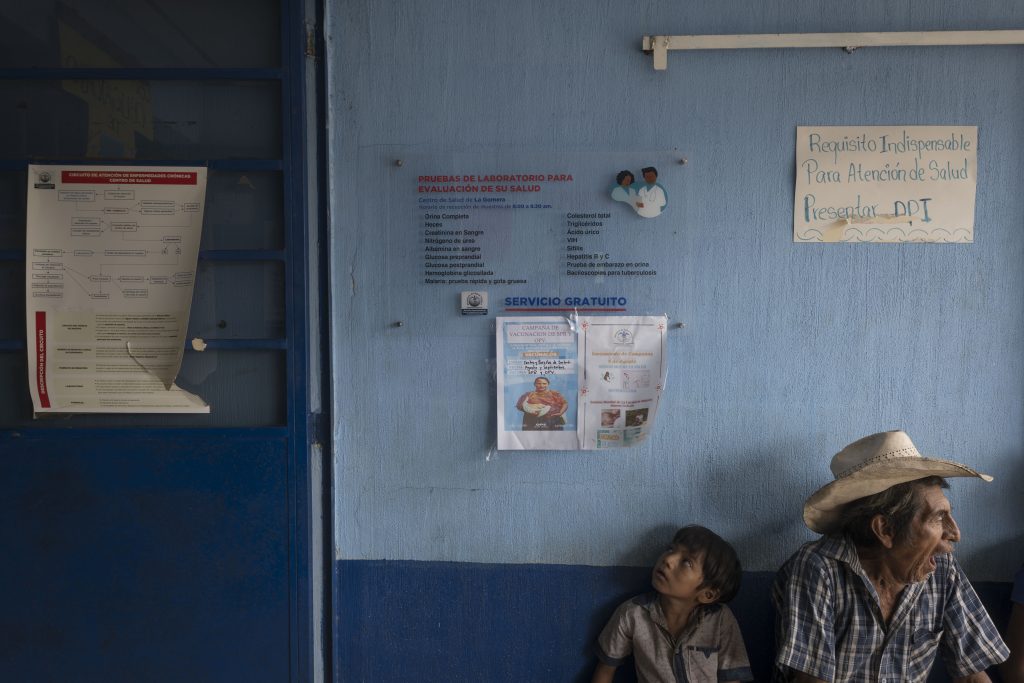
[4, 261, 286, 340]
[204, 171, 284, 250]
[0, 262, 23, 339]
[0, 80, 281, 160]
[0, 170, 284, 251]
[0, 262, 289, 342]
[0, 349, 286, 427]
[0, 170, 26, 251]
[188, 261, 286, 340]
[0, 1, 280, 69]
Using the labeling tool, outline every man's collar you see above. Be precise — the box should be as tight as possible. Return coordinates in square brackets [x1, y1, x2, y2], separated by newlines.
[818, 533, 883, 580]
[818, 533, 935, 622]
[817, 533, 859, 564]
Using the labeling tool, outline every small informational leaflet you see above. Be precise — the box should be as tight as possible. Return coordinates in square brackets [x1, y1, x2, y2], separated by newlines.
[26, 165, 209, 413]
[496, 315, 667, 450]
[794, 126, 977, 243]
[578, 316, 667, 450]
[497, 317, 579, 450]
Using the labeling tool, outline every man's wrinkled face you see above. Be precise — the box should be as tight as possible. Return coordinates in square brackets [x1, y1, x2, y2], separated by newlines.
[890, 484, 961, 583]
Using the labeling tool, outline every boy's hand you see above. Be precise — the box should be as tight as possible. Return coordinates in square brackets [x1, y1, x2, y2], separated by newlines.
[591, 662, 616, 683]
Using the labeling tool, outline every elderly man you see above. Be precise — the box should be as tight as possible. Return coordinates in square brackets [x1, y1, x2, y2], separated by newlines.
[773, 430, 1009, 683]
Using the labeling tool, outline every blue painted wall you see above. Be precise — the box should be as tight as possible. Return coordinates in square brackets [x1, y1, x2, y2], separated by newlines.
[328, 0, 1023, 677]
[334, 562, 1012, 682]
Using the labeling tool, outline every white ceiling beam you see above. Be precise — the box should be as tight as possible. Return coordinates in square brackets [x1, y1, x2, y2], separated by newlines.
[642, 30, 1024, 70]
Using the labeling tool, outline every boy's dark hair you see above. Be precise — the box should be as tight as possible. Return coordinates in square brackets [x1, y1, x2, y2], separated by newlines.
[839, 475, 948, 547]
[672, 525, 742, 603]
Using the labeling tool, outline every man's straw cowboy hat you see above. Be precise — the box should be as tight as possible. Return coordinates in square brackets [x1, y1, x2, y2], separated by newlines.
[803, 430, 993, 533]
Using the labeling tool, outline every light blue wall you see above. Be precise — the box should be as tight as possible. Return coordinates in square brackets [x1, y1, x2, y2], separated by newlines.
[328, 0, 1024, 579]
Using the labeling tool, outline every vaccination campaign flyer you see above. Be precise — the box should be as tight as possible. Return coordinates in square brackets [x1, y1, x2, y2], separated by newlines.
[497, 317, 579, 450]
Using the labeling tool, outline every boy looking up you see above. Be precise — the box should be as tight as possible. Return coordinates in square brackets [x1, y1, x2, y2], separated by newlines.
[592, 525, 753, 683]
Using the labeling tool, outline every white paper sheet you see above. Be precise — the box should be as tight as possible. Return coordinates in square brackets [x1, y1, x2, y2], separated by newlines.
[577, 316, 667, 450]
[496, 315, 667, 450]
[497, 317, 579, 450]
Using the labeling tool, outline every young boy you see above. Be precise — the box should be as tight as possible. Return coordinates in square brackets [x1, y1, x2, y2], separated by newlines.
[592, 525, 754, 683]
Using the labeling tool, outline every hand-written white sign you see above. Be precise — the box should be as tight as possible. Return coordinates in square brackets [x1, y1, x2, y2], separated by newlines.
[794, 126, 977, 243]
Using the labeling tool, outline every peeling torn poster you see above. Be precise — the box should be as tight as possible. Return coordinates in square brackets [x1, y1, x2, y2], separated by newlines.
[496, 315, 667, 450]
[26, 165, 209, 413]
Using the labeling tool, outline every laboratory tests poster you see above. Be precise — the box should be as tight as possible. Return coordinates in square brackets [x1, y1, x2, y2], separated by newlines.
[496, 315, 667, 450]
[26, 165, 209, 413]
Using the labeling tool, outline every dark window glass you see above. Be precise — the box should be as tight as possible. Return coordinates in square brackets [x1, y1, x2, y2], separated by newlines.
[188, 261, 286, 340]
[0, 170, 26, 251]
[0, 1, 280, 69]
[0, 80, 281, 160]
[0, 349, 286, 427]
[0, 262, 23, 339]
[0, 170, 284, 251]
[3, 260, 285, 342]
[204, 171, 284, 250]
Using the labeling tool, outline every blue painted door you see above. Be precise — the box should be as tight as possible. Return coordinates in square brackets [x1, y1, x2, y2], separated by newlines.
[0, 1, 322, 681]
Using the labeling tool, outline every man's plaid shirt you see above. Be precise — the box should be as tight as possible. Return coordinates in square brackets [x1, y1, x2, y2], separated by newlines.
[772, 534, 1008, 682]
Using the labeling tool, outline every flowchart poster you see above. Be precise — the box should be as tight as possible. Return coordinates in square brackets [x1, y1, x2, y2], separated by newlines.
[794, 126, 977, 243]
[26, 165, 209, 413]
